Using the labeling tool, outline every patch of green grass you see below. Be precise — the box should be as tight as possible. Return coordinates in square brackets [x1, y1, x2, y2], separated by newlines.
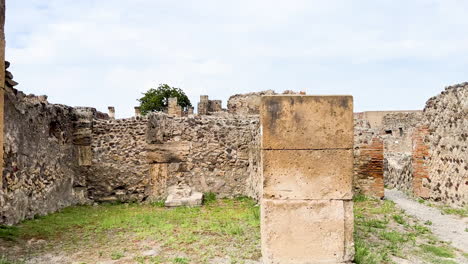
[110, 251, 124, 260]
[362, 219, 388, 229]
[151, 200, 166, 208]
[1, 198, 261, 263]
[0, 256, 24, 264]
[440, 206, 468, 217]
[420, 244, 455, 258]
[413, 225, 430, 235]
[424, 220, 433, 226]
[354, 237, 381, 264]
[353, 194, 370, 202]
[173, 257, 189, 264]
[203, 192, 217, 204]
[392, 214, 406, 225]
[0, 226, 19, 241]
[380, 231, 408, 243]
[417, 198, 426, 204]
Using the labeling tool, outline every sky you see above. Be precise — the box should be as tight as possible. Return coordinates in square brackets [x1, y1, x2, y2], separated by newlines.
[6, 0, 468, 118]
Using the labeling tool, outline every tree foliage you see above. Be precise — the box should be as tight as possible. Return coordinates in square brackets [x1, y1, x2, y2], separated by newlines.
[138, 84, 192, 115]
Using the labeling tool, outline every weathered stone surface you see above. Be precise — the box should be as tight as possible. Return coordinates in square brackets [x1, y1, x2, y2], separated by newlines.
[423, 84, 468, 207]
[146, 113, 261, 200]
[261, 199, 353, 264]
[146, 142, 190, 163]
[261, 95, 353, 150]
[262, 149, 353, 200]
[164, 185, 203, 207]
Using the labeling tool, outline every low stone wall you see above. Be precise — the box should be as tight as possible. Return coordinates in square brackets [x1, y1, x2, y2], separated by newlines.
[423, 83, 467, 207]
[0, 87, 82, 225]
[146, 113, 261, 200]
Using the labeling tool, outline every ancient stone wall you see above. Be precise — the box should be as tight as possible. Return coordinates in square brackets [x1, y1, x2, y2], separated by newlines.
[384, 153, 413, 192]
[146, 113, 261, 200]
[0, 87, 83, 224]
[353, 118, 384, 198]
[382, 112, 423, 154]
[86, 117, 150, 202]
[423, 83, 467, 207]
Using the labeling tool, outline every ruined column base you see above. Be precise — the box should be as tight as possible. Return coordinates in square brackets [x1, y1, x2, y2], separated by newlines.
[164, 185, 203, 207]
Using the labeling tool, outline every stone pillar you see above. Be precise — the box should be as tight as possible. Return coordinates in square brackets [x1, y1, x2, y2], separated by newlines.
[134, 106, 141, 117]
[167, 97, 182, 117]
[197, 95, 209, 115]
[108, 106, 115, 119]
[187, 107, 194, 115]
[0, 0, 5, 188]
[412, 125, 430, 198]
[260, 95, 355, 264]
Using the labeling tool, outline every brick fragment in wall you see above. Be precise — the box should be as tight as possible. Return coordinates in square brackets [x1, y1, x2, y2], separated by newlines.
[412, 125, 430, 198]
[353, 118, 384, 198]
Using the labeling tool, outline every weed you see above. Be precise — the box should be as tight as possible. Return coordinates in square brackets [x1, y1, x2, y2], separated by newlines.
[0, 226, 19, 241]
[417, 198, 426, 204]
[413, 225, 430, 235]
[354, 238, 380, 264]
[110, 251, 125, 260]
[203, 192, 217, 204]
[173, 257, 189, 264]
[420, 245, 455, 258]
[392, 214, 406, 225]
[424, 220, 433, 226]
[151, 200, 166, 208]
[362, 219, 388, 229]
[353, 194, 369, 202]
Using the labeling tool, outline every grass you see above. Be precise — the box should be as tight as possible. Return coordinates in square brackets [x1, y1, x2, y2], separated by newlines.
[0, 198, 261, 264]
[2, 195, 464, 264]
[420, 245, 455, 258]
[353, 194, 463, 264]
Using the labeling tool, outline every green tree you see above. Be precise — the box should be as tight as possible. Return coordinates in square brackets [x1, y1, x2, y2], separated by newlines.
[138, 84, 192, 115]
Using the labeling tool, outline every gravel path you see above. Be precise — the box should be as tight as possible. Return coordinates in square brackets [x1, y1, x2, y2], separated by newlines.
[385, 189, 468, 252]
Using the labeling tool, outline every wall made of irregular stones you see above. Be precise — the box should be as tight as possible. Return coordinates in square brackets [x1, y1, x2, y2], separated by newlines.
[86, 117, 151, 202]
[423, 83, 468, 207]
[384, 153, 413, 193]
[0, 87, 82, 225]
[146, 113, 261, 200]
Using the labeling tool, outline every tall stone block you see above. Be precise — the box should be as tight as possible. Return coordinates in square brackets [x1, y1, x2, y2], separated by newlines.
[0, 0, 5, 188]
[260, 95, 354, 264]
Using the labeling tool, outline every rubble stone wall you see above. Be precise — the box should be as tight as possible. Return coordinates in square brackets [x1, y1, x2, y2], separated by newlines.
[146, 113, 261, 200]
[86, 117, 151, 202]
[384, 153, 413, 193]
[423, 84, 468, 207]
[0, 88, 82, 224]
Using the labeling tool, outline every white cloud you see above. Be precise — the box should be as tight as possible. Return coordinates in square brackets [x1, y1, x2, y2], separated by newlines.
[5, 0, 468, 117]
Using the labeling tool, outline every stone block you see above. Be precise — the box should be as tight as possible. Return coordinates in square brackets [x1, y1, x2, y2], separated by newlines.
[77, 145, 92, 166]
[146, 142, 190, 163]
[165, 185, 203, 207]
[262, 149, 353, 200]
[261, 199, 353, 264]
[260, 96, 353, 150]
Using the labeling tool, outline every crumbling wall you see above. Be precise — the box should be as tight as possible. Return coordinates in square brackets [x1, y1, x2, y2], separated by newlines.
[146, 113, 261, 199]
[423, 83, 468, 207]
[227, 90, 304, 115]
[86, 117, 151, 202]
[384, 153, 413, 193]
[353, 118, 384, 198]
[0, 87, 82, 225]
